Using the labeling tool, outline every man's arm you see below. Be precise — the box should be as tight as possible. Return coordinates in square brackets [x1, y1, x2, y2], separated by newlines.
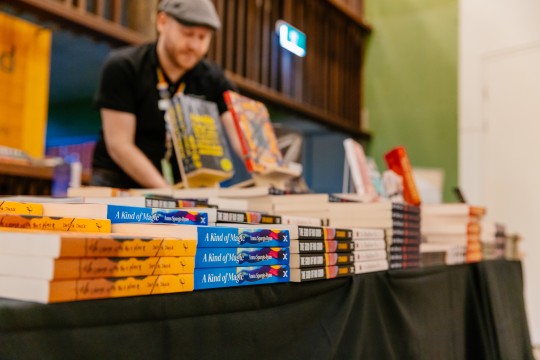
[101, 108, 169, 188]
[221, 110, 244, 158]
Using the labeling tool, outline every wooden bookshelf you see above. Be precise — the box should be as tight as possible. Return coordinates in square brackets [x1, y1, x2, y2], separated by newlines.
[0, 159, 90, 195]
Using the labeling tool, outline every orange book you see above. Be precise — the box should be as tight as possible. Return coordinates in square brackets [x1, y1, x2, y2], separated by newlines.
[0, 213, 111, 233]
[0, 274, 194, 303]
[0, 229, 197, 258]
[384, 146, 421, 206]
[0, 255, 195, 280]
[0, 201, 43, 215]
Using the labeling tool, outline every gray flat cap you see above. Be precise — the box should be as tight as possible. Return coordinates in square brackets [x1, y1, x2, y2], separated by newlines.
[159, 0, 221, 30]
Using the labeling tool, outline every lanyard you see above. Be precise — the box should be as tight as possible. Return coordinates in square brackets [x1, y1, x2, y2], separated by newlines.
[156, 67, 185, 162]
[156, 67, 185, 184]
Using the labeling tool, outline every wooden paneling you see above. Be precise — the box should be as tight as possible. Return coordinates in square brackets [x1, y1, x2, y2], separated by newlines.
[7, 0, 370, 136]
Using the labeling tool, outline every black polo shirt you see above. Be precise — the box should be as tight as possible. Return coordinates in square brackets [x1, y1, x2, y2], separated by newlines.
[92, 42, 236, 188]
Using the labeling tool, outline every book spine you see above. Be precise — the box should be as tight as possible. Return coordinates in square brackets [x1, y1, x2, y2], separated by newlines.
[388, 244, 420, 254]
[389, 253, 420, 262]
[0, 201, 43, 216]
[197, 227, 290, 248]
[354, 260, 389, 274]
[290, 240, 355, 253]
[216, 210, 282, 225]
[0, 214, 111, 233]
[107, 205, 210, 225]
[75, 237, 197, 258]
[194, 265, 289, 289]
[281, 215, 323, 226]
[352, 250, 387, 262]
[195, 247, 289, 268]
[144, 197, 178, 209]
[389, 260, 420, 270]
[297, 226, 353, 240]
[49, 274, 194, 302]
[353, 239, 387, 251]
[352, 228, 385, 240]
[53, 257, 195, 279]
[290, 265, 355, 282]
[290, 252, 354, 268]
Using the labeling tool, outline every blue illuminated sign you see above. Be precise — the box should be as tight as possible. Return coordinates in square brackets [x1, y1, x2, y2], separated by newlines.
[276, 20, 306, 57]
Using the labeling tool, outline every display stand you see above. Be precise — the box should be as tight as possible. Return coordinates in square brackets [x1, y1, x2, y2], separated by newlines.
[251, 163, 302, 190]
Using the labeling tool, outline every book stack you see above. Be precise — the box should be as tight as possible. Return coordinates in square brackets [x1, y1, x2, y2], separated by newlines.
[419, 243, 465, 267]
[327, 202, 421, 270]
[286, 225, 356, 282]
[193, 226, 290, 290]
[421, 204, 486, 263]
[0, 200, 199, 303]
[352, 228, 389, 274]
[0, 230, 197, 303]
[209, 192, 329, 225]
[480, 221, 507, 260]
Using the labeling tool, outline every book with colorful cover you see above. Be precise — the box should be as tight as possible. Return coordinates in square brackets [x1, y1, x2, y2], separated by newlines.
[0, 255, 195, 280]
[197, 227, 290, 248]
[194, 265, 289, 290]
[195, 247, 289, 268]
[165, 94, 234, 187]
[0, 213, 111, 233]
[0, 274, 194, 303]
[0, 229, 197, 258]
[223, 90, 283, 173]
[0, 201, 44, 215]
[290, 252, 354, 268]
[290, 264, 355, 282]
[41, 203, 213, 225]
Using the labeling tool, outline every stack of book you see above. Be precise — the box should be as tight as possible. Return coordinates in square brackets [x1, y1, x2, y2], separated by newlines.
[193, 225, 290, 290]
[328, 202, 421, 270]
[421, 203, 486, 263]
[286, 225, 356, 282]
[352, 228, 388, 274]
[419, 243, 465, 267]
[0, 201, 197, 303]
[480, 221, 507, 260]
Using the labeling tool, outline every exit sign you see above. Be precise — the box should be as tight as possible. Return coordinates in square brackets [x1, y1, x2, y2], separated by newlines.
[276, 20, 306, 57]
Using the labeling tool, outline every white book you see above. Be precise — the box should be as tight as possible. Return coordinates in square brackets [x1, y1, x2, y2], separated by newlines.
[353, 239, 386, 251]
[354, 259, 389, 274]
[352, 250, 387, 262]
[351, 228, 385, 240]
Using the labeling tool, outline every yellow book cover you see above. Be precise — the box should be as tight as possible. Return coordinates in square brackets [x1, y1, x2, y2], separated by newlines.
[0, 201, 43, 215]
[48, 274, 194, 302]
[51, 256, 195, 279]
[0, 213, 111, 233]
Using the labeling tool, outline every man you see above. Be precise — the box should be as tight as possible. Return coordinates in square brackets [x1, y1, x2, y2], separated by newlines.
[91, 0, 240, 188]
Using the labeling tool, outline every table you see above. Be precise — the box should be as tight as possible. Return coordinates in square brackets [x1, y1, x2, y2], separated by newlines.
[0, 260, 533, 360]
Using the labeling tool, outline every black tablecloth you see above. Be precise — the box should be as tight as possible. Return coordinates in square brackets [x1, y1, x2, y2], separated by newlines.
[0, 260, 533, 360]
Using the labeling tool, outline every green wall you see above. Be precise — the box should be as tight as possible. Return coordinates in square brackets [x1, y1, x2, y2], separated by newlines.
[364, 0, 458, 201]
